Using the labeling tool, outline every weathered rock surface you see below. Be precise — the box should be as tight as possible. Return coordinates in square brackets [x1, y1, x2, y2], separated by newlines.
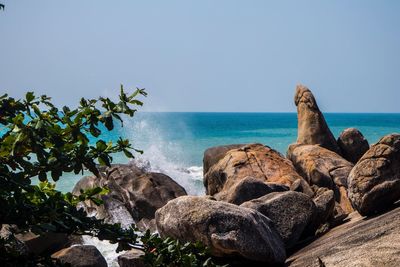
[204, 143, 311, 198]
[348, 133, 400, 215]
[203, 144, 245, 175]
[290, 178, 314, 197]
[337, 128, 369, 163]
[309, 188, 335, 233]
[51, 245, 107, 267]
[287, 206, 400, 267]
[287, 144, 354, 214]
[215, 176, 289, 205]
[240, 191, 316, 248]
[155, 196, 286, 264]
[73, 163, 186, 231]
[294, 84, 341, 154]
[14, 231, 69, 255]
[118, 248, 146, 267]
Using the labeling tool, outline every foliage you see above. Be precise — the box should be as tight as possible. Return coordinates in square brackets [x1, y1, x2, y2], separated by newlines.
[0, 87, 222, 266]
[142, 231, 224, 267]
[0, 85, 145, 228]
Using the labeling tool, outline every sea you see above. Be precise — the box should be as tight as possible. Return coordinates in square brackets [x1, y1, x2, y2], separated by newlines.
[50, 112, 400, 265]
[57, 112, 400, 195]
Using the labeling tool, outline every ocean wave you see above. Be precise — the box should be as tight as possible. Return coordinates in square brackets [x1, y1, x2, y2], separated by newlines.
[83, 117, 206, 266]
[123, 117, 205, 195]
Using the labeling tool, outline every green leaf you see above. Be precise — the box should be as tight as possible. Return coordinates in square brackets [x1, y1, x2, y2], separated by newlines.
[98, 154, 110, 166]
[96, 140, 107, 151]
[123, 149, 134, 158]
[26, 92, 35, 102]
[104, 116, 114, 130]
[51, 169, 62, 181]
[38, 172, 47, 182]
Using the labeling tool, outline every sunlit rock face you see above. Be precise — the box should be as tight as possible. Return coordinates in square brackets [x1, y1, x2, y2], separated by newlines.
[155, 196, 286, 264]
[294, 84, 341, 154]
[348, 133, 400, 216]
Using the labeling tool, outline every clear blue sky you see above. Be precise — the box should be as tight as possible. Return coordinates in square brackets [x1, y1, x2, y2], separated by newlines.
[0, 1, 399, 112]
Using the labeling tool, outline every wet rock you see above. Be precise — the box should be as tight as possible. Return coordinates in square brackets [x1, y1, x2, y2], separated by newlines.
[51, 245, 107, 267]
[294, 84, 341, 154]
[73, 163, 187, 231]
[337, 128, 369, 163]
[287, 144, 354, 214]
[240, 191, 316, 248]
[204, 143, 311, 198]
[348, 133, 400, 215]
[215, 176, 289, 205]
[155, 196, 286, 264]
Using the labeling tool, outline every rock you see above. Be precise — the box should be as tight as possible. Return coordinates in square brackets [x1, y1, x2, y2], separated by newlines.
[73, 163, 187, 230]
[290, 178, 314, 197]
[118, 248, 146, 267]
[287, 144, 354, 214]
[309, 188, 335, 233]
[136, 218, 157, 233]
[203, 144, 245, 175]
[240, 191, 316, 248]
[155, 196, 286, 264]
[287, 205, 400, 267]
[337, 128, 369, 163]
[215, 176, 289, 205]
[294, 84, 341, 154]
[204, 143, 311, 198]
[348, 134, 400, 215]
[14, 231, 69, 255]
[51, 245, 107, 267]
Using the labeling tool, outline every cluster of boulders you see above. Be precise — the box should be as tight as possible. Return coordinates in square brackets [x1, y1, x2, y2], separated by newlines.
[155, 85, 400, 266]
[20, 84, 399, 266]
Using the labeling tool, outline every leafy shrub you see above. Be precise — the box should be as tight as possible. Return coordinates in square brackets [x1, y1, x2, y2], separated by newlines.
[0, 87, 222, 266]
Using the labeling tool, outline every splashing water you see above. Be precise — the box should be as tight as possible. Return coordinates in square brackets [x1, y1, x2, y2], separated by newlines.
[121, 116, 205, 195]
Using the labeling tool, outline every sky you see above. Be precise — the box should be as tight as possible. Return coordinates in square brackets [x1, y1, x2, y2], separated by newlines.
[0, 1, 399, 112]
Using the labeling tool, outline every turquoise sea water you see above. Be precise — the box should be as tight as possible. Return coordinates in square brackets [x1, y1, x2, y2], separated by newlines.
[57, 112, 400, 194]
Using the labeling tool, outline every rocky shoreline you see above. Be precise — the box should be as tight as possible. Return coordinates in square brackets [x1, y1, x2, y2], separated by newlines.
[7, 85, 400, 266]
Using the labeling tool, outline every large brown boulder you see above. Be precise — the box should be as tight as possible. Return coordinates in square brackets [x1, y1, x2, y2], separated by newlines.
[155, 196, 286, 264]
[51, 245, 107, 267]
[215, 176, 289, 205]
[203, 144, 245, 175]
[240, 191, 316, 248]
[337, 128, 369, 163]
[287, 144, 354, 214]
[348, 134, 400, 215]
[295, 84, 341, 154]
[287, 206, 400, 267]
[204, 143, 311, 199]
[73, 163, 187, 230]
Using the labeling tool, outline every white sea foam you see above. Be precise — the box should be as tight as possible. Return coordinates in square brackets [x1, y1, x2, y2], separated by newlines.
[123, 117, 205, 195]
[83, 116, 205, 265]
[82, 236, 121, 267]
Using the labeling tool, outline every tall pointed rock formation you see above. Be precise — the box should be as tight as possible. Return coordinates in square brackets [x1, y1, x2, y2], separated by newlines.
[294, 84, 341, 154]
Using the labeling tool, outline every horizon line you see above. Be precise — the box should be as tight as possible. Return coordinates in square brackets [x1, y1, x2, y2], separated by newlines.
[137, 111, 400, 114]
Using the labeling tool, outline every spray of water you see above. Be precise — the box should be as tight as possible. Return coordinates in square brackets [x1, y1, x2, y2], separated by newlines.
[83, 115, 205, 265]
[123, 117, 205, 195]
